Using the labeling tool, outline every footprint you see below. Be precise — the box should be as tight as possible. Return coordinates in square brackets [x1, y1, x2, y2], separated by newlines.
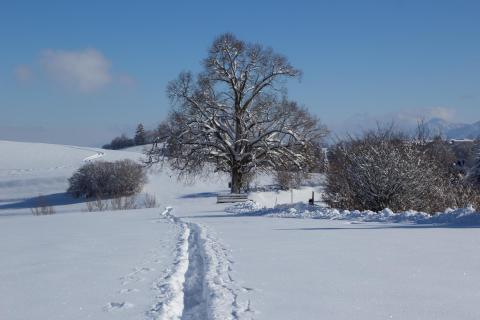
[121, 276, 146, 285]
[104, 302, 134, 311]
[118, 288, 139, 294]
[242, 286, 254, 292]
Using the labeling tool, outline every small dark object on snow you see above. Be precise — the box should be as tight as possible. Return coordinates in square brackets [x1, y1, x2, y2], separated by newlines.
[217, 193, 248, 203]
[308, 191, 315, 205]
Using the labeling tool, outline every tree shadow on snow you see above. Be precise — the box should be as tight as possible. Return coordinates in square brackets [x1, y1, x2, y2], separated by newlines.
[186, 211, 480, 229]
[273, 223, 480, 230]
[0, 192, 86, 210]
[179, 192, 218, 199]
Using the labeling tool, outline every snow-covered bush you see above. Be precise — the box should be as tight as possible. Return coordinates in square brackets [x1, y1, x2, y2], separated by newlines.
[68, 160, 147, 198]
[421, 137, 480, 209]
[324, 128, 480, 213]
[468, 152, 480, 186]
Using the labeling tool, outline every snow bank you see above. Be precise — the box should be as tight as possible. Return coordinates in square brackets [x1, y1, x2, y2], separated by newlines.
[149, 224, 190, 320]
[148, 208, 190, 320]
[195, 225, 240, 320]
[226, 201, 480, 225]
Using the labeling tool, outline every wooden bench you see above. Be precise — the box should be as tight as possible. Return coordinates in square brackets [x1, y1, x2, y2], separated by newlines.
[216, 193, 248, 203]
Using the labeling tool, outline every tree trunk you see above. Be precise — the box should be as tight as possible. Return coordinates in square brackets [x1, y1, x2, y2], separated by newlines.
[231, 99, 244, 194]
[231, 165, 243, 193]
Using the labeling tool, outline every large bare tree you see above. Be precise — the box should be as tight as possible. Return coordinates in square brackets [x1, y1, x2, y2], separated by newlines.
[146, 33, 328, 193]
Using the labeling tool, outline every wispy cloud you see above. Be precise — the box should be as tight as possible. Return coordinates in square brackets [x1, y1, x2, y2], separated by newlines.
[13, 65, 33, 83]
[41, 48, 113, 92]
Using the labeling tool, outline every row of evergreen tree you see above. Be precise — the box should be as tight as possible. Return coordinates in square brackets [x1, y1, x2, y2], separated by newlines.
[102, 124, 153, 150]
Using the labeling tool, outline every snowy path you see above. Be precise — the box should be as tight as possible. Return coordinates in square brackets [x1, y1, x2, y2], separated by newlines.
[150, 207, 253, 320]
[80, 150, 105, 162]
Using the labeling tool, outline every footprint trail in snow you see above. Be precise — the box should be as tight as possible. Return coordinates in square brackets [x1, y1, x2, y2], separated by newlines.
[147, 207, 255, 320]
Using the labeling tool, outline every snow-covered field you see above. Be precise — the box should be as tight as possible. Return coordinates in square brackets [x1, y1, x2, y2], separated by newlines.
[0, 209, 179, 320]
[1, 140, 480, 319]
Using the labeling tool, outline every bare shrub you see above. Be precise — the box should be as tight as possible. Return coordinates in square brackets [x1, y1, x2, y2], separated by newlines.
[84, 196, 138, 212]
[274, 171, 309, 190]
[110, 196, 138, 210]
[31, 195, 56, 215]
[324, 127, 477, 213]
[68, 159, 147, 199]
[85, 197, 109, 212]
[143, 193, 158, 208]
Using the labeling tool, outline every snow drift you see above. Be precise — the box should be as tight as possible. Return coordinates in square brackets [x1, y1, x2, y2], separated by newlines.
[226, 201, 480, 226]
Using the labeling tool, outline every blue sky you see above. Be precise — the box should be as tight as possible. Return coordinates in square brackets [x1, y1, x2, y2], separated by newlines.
[1, 0, 479, 146]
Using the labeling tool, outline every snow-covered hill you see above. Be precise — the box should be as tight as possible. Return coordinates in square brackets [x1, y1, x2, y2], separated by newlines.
[0, 140, 143, 215]
[426, 118, 480, 139]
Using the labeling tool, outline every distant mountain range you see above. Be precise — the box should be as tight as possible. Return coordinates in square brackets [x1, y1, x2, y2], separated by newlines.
[425, 118, 480, 140]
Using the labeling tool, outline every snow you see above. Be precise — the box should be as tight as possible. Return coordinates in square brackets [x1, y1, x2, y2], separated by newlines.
[121, 144, 153, 153]
[182, 212, 480, 320]
[148, 218, 190, 320]
[0, 208, 180, 320]
[226, 201, 480, 225]
[2, 139, 480, 319]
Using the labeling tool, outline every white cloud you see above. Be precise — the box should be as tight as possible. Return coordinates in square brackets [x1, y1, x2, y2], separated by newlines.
[14, 65, 33, 82]
[41, 48, 112, 92]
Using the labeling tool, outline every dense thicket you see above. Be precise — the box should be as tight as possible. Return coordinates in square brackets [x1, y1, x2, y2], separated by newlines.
[102, 134, 135, 150]
[469, 153, 480, 187]
[68, 160, 147, 198]
[103, 123, 157, 150]
[324, 128, 480, 213]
